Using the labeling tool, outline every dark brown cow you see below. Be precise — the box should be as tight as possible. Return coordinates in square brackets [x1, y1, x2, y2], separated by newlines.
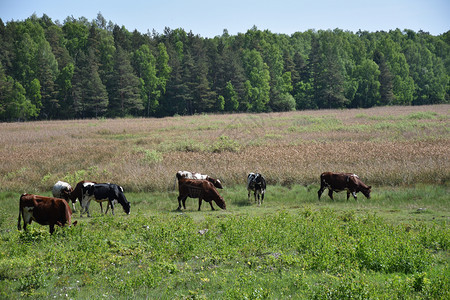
[318, 172, 371, 201]
[18, 194, 77, 234]
[176, 173, 226, 211]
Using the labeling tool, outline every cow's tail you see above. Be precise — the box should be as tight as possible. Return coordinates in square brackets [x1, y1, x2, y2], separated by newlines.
[17, 211, 22, 231]
[320, 173, 327, 187]
[17, 193, 26, 230]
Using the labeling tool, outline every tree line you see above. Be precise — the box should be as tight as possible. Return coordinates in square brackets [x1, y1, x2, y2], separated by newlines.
[0, 13, 449, 121]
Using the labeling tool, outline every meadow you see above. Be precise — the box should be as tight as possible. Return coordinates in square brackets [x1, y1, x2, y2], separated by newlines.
[0, 105, 449, 299]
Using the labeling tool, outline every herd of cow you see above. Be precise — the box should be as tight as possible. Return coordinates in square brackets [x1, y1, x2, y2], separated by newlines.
[17, 171, 371, 234]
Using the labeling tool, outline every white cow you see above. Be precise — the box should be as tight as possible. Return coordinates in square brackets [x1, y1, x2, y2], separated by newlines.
[52, 181, 76, 212]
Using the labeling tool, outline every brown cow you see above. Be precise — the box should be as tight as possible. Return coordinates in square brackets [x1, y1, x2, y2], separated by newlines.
[18, 194, 77, 234]
[176, 173, 226, 211]
[318, 172, 371, 201]
[176, 171, 223, 189]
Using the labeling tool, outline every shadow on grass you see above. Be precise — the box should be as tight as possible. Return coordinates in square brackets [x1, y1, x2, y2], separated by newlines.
[233, 199, 253, 207]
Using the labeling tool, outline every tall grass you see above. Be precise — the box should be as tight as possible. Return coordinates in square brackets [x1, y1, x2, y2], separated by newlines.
[0, 105, 448, 192]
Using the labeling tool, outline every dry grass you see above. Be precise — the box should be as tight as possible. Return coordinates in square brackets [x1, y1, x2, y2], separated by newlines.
[1, 105, 449, 192]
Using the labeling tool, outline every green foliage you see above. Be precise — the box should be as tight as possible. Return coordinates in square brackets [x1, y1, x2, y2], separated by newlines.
[136, 148, 163, 164]
[0, 189, 448, 299]
[210, 135, 241, 153]
[0, 16, 449, 121]
[62, 166, 109, 183]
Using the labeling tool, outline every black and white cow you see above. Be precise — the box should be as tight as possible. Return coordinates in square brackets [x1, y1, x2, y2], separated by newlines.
[247, 172, 266, 206]
[80, 183, 130, 217]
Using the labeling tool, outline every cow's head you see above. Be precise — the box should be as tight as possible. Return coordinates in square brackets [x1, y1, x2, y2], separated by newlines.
[361, 186, 372, 199]
[209, 178, 223, 189]
[247, 173, 257, 188]
[61, 187, 74, 201]
[252, 173, 265, 190]
[215, 196, 226, 210]
[123, 201, 131, 214]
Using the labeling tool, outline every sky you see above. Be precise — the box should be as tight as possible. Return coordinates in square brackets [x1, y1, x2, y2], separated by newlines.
[1, 0, 449, 37]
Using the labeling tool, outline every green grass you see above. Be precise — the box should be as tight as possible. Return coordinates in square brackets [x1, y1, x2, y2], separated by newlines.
[1, 185, 448, 299]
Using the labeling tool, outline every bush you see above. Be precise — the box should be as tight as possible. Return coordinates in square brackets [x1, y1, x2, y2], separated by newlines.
[210, 135, 241, 153]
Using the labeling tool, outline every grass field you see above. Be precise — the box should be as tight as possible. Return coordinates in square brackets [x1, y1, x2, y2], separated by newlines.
[0, 105, 449, 299]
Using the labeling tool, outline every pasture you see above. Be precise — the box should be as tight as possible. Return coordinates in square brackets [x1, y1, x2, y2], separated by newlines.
[0, 105, 449, 299]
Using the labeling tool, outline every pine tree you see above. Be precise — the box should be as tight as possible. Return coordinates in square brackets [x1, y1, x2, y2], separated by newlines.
[109, 46, 143, 117]
[84, 49, 108, 117]
[373, 49, 394, 105]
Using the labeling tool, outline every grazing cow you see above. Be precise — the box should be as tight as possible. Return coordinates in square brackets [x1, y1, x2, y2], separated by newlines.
[318, 172, 372, 201]
[52, 181, 75, 212]
[176, 173, 226, 211]
[68, 181, 97, 216]
[247, 173, 266, 206]
[80, 183, 130, 217]
[176, 171, 223, 189]
[18, 194, 77, 234]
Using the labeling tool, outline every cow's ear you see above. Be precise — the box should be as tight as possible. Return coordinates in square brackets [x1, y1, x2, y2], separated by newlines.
[368, 186, 372, 189]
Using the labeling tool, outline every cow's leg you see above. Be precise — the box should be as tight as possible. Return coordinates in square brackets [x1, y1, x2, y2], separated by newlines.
[328, 189, 334, 200]
[177, 196, 182, 210]
[318, 186, 325, 200]
[104, 201, 110, 214]
[109, 198, 115, 215]
[198, 198, 202, 211]
[347, 191, 350, 200]
[85, 199, 92, 217]
[80, 196, 89, 217]
[248, 190, 251, 202]
[352, 191, 357, 200]
[177, 195, 183, 210]
[49, 224, 55, 234]
[261, 191, 264, 204]
[182, 196, 187, 210]
[21, 211, 28, 231]
[21, 208, 33, 230]
[99, 202, 104, 214]
[209, 200, 215, 211]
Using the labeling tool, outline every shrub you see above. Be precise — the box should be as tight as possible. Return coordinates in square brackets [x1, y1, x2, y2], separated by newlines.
[210, 135, 241, 153]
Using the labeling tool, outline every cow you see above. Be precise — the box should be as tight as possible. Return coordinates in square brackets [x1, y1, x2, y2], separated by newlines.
[247, 173, 266, 206]
[18, 194, 77, 234]
[67, 181, 98, 216]
[318, 172, 372, 201]
[176, 173, 226, 211]
[52, 181, 76, 212]
[175, 171, 223, 189]
[80, 183, 130, 217]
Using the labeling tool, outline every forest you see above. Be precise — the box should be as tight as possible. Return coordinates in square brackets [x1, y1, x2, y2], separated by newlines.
[0, 13, 449, 121]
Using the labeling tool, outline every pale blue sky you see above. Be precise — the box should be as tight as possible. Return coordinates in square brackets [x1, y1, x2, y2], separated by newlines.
[1, 0, 449, 37]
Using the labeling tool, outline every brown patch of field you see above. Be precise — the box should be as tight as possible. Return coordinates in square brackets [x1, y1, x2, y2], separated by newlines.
[0, 105, 449, 192]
